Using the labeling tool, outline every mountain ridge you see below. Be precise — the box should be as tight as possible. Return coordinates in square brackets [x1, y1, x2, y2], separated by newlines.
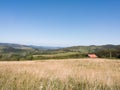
[0, 43, 120, 60]
[0, 43, 61, 50]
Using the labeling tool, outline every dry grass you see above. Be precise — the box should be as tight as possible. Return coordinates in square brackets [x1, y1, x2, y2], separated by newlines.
[0, 58, 120, 90]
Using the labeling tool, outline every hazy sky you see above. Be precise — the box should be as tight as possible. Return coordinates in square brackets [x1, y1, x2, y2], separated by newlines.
[0, 0, 120, 46]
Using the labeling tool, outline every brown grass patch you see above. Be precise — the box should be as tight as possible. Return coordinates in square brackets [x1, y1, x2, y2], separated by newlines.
[0, 58, 120, 90]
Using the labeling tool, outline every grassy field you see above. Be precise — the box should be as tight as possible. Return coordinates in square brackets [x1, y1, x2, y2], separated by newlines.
[0, 58, 120, 90]
[33, 52, 86, 60]
[33, 52, 79, 57]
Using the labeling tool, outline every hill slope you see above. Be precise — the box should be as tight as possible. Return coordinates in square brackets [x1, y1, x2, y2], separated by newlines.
[0, 43, 120, 60]
[61, 45, 120, 53]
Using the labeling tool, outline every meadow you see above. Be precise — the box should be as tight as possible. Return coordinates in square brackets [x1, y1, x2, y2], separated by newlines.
[0, 58, 120, 90]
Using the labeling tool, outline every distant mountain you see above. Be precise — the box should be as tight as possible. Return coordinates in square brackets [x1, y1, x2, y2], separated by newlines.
[29, 45, 61, 50]
[0, 43, 120, 60]
[0, 43, 32, 50]
[59, 45, 120, 54]
[0, 43, 62, 51]
[0, 43, 120, 54]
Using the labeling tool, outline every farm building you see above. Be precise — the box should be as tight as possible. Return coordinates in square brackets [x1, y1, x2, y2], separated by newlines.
[88, 54, 98, 58]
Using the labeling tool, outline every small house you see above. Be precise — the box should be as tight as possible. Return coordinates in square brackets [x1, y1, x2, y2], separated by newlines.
[88, 54, 98, 58]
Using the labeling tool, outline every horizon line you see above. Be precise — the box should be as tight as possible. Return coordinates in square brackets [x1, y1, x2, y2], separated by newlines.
[0, 42, 120, 47]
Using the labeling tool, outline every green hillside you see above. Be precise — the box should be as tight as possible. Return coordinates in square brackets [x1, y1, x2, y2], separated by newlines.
[0, 43, 120, 61]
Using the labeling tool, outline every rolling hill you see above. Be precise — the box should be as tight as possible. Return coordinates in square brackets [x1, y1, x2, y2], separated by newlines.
[0, 43, 120, 60]
[0, 43, 61, 52]
[61, 45, 120, 53]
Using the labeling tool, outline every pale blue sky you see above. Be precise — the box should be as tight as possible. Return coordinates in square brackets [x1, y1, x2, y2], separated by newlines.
[0, 0, 120, 46]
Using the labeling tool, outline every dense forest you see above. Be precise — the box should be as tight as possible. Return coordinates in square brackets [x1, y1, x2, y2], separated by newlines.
[0, 43, 120, 61]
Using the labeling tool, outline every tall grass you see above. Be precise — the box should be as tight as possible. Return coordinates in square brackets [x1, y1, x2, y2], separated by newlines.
[0, 59, 120, 90]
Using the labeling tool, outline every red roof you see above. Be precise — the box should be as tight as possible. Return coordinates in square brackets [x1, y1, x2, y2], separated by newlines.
[88, 54, 98, 58]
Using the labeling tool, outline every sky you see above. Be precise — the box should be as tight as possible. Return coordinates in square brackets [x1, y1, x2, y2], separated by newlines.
[0, 0, 120, 46]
